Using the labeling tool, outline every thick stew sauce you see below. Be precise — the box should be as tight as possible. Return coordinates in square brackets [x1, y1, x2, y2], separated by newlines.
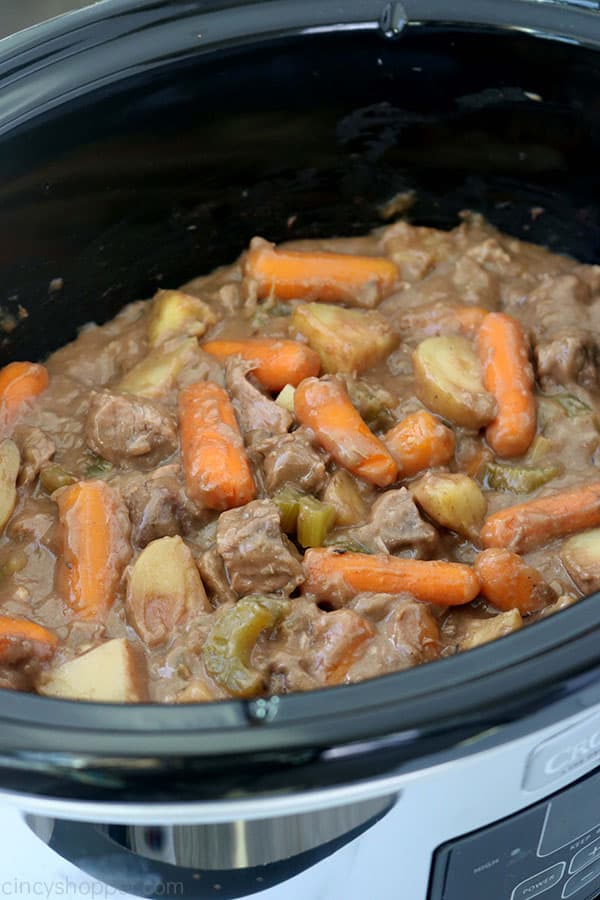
[0, 213, 599, 703]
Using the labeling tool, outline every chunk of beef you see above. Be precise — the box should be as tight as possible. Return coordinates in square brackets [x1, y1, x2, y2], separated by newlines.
[266, 598, 321, 693]
[47, 302, 147, 387]
[451, 254, 499, 308]
[85, 390, 177, 467]
[267, 598, 378, 688]
[341, 488, 438, 558]
[216, 499, 304, 596]
[343, 598, 441, 683]
[310, 608, 376, 684]
[12, 426, 55, 486]
[257, 428, 328, 494]
[116, 465, 203, 547]
[516, 275, 599, 388]
[225, 359, 292, 437]
[198, 548, 237, 605]
[0, 630, 57, 692]
[8, 497, 56, 548]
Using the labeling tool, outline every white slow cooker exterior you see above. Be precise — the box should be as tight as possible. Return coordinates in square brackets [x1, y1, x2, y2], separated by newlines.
[4, 685, 600, 900]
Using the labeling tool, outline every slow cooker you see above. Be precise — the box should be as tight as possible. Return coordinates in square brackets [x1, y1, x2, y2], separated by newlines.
[2, 1, 600, 898]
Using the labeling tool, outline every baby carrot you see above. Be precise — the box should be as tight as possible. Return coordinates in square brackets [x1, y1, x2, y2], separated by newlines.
[476, 312, 536, 458]
[244, 238, 398, 307]
[294, 377, 397, 487]
[474, 548, 555, 615]
[178, 381, 256, 511]
[481, 482, 600, 553]
[303, 548, 480, 607]
[383, 410, 455, 478]
[0, 361, 49, 426]
[202, 338, 320, 391]
[55, 480, 132, 621]
[0, 616, 58, 659]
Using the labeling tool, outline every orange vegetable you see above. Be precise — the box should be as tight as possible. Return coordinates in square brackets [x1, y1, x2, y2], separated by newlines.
[294, 377, 397, 487]
[481, 482, 600, 553]
[244, 238, 398, 307]
[476, 312, 536, 458]
[178, 381, 256, 511]
[474, 548, 555, 614]
[0, 616, 58, 659]
[303, 548, 481, 607]
[383, 410, 455, 478]
[202, 338, 320, 391]
[0, 362, 49, 426]
[55, 480, 131, 620]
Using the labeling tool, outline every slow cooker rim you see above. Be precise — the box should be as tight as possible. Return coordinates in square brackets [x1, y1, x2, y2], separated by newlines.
[0, 0, 600, 765]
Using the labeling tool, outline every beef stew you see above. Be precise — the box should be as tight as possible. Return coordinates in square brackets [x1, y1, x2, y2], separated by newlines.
[0, 212, 598, 703]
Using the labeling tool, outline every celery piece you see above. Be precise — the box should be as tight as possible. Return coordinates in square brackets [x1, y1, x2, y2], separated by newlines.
[323, 534, 372, 554]
[296, 495, 336, 548]
[203, 595, 289, 697]
[482, 460, 561, 493]
[85, 457, 113, 479]
[554, 393, 592, 418]
[40, 464, 77, 493]
[273, 487, 304, 533]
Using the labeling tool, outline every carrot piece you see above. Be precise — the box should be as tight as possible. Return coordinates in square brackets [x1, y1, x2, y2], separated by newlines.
[178, 380, 256, 511]
[244, 238, 398, 306]
[476, 312, 536, 458]
[202, 338, 320, 391]
[383, 410, 455, 478]
[481, 483, 600, 553]
[294, 377, 397, 487]
[55, 480, 132, 620]
[0, 361, 49, 425]
[474, 548, 555, 614]
[0, 616, 58, 659]
[303, 548, 480, 607]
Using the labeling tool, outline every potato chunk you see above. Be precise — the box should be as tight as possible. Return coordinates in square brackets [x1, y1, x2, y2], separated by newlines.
[413, 335, 496, 428]
[38, 638, 148, 702]
[291, 302, 398, 374]
[458, 609, 523, 651]
[0, 440, 20, 531]
[413, 472, 487, 542]
[561, 529, 600, 595]
[117, 337, 197, 397]
[126, 536, 209, 646]
[147, 290, 216, 347]
[323, 469, 369, 527]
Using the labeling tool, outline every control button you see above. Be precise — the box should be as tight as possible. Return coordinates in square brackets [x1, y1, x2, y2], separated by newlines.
[570, 837, 600, 874]
[511, 863, 565, 900]
[562, 858, 600, 898]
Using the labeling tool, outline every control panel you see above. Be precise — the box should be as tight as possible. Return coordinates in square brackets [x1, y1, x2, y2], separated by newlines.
[429, 766, 600, 900]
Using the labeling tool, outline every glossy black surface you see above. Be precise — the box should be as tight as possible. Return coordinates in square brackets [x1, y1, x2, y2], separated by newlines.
[1, 0, 600, 802]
